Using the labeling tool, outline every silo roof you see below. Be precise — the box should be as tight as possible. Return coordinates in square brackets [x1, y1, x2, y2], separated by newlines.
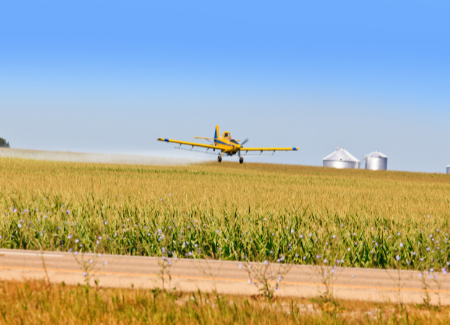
[323, 147, 359, 162]
[365, 151, 388, 159]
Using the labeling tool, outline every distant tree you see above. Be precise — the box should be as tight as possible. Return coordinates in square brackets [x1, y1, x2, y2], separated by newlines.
[0, 137, 10, 148]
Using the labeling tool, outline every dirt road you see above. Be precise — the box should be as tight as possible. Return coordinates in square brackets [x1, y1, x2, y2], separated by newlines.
[0, 249, 448, 304]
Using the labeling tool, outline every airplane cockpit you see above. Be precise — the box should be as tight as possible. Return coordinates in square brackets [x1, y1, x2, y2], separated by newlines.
[223, 132, 231, 138]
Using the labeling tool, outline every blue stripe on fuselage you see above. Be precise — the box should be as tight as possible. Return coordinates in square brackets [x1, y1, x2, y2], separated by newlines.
[214, 139, 233, 147]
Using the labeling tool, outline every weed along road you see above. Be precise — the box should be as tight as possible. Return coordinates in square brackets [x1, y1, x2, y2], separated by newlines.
[0, 249, 449, 305]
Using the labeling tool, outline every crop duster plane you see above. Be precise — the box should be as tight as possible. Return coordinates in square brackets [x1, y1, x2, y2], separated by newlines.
[157, 125, 298, 164]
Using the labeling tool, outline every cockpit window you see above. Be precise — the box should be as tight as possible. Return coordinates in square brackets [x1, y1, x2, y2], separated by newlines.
[224, 133, 229, 137]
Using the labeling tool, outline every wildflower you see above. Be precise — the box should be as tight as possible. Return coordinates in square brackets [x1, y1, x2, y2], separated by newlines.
[324, 259, 328, 264]
[309, 233, 312, 237]
[331, 269, 335, 274]
[162, 247, 166, 253]
[347, 248, 350, 251]
[419, 273, 423, 277]
[216, 230, 220, 234]
[104, 222, 107, 225]
[332, 235, 336, 239]
[105, 261, 108, 266]
[239, 264, 242, 269]
[96, 241, 99, 245]
[248, 279, 251, 284]
[75, 239, 79, 243]
[90, 259, 94, 264]
[396, 255, 400, 261]
[303, 257, 306, 260]
[398, 232, 401, 236]
[264, 260, 268, 265]
[18, 224, 22, 228]
[400, 243, 404, 248]
[300, 234, 303, 238]
[40, 233, 43, 236]
[272, 233, 274, 236]
[270, 250, 273, 254]
[291, 229, 294, 233]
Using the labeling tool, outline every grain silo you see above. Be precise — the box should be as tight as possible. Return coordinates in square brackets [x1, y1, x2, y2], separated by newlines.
[447, 165, 450, 174]
[364, 151, 388, 170]
[323, 147, 360, 169]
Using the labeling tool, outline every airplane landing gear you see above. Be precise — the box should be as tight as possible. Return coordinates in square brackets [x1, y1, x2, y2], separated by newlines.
[218, 155, 222, 163]
[239, 157, 244, 164]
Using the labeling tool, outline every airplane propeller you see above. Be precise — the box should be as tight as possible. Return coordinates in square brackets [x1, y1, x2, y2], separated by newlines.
[240, 138, 249, 147]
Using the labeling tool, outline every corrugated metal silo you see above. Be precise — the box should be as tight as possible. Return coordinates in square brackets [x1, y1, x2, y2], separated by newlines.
[447, 165, 450, 174]
[323, 147, 360, 169]
[364, 151, 388, 170]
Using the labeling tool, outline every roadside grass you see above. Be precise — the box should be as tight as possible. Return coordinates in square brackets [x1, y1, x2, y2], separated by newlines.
[1, 158, 450, 271]
[1, 279, 450, 324]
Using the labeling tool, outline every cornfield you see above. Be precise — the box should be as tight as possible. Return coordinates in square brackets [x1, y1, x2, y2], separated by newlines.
[1, 157, 450, 271]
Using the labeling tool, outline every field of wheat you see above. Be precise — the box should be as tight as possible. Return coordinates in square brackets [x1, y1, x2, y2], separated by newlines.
[1, 157, 450, 271]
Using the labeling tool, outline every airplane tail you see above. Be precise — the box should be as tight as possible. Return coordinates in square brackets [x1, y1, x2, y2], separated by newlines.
[214, 125, 219, 144]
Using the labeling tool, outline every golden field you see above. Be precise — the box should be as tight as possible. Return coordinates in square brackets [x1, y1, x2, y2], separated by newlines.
[1, 157, 450, 270]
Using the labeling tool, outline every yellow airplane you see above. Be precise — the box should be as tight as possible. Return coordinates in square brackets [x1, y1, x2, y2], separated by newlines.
[157, 125, 298, 164]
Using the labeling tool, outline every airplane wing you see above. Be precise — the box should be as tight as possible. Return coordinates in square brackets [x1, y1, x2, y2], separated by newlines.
[241, 147, 298, 153]
[157, 138, 218, 150]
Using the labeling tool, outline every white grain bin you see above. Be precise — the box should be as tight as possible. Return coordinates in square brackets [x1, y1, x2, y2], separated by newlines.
[323, 147, 360, 169]
[447, 165, 450, 174]
[364, 151, 388, 170]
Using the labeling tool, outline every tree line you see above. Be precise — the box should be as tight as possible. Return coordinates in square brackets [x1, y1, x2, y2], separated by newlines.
[0, 137, 10, 148]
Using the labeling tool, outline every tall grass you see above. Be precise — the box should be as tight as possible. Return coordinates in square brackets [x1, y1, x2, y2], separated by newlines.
[1, 158, 450, 270]
[0, 280, 448, 324]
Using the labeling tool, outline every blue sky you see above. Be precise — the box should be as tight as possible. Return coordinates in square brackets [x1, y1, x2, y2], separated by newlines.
[1, 1, 449, 172]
